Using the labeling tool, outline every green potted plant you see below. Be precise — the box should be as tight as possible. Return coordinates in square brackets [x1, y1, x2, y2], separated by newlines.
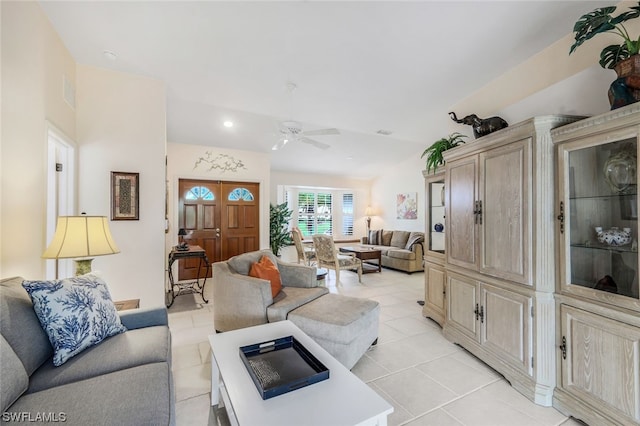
[269, 202, 293, 256]
[421, 133, 467, 174]
[570, 2, 640, 108]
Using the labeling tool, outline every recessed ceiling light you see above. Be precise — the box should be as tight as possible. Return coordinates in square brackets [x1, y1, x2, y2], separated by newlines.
[376, 129, 393, 135]
[103, 50, 117, 61]
[223, 121, 234, 128]
[346, 156, 353, 160]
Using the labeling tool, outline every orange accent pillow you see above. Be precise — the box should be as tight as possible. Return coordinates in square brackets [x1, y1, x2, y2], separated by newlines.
[249, 256, 282, 298]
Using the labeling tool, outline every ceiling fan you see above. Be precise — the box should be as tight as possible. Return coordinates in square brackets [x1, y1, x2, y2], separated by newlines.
[271, 82, 340, 151]
[272, 120, 340, 151]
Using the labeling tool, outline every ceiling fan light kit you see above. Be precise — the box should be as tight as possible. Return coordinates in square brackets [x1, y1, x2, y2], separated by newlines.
[271, 120, 340, 151]
[271, 82, 341, 151]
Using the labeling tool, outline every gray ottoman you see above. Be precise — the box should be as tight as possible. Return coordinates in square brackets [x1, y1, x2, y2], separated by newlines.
[288, 294, 379, 369]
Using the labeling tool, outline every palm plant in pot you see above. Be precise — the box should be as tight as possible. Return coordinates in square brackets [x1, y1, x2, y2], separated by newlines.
[570, 1, 640, 108]
[421, 133, 467, 174]
[269, 202, 293, 256]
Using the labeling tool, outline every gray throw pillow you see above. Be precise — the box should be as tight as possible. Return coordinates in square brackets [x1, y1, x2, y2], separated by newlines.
[381, 230, 393, 246]
[390, 231, 411, 248]
[228, 249, 278, 275]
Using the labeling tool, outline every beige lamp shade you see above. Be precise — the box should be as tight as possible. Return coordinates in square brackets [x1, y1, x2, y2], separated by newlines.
[365, 206, 374, 217]
[43, 216, 120, 259]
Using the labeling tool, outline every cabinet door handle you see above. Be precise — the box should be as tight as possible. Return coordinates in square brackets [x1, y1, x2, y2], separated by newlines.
[474, 303, 480, 320]
[479, 305, 484, 324]
[559, 336, 567, 360]
[473, 201, 479, 224]
[557, 201, 564, 234]
[478, 200, 483, 225]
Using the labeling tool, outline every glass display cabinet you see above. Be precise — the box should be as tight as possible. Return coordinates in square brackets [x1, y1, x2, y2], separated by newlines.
[552, 105, 640, 426]
[557, 135, 639, 305]
[429, 179, 446, 254]
[423, 170, 446, 326]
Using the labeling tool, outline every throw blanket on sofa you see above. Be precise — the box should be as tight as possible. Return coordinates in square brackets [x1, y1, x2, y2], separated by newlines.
[405, 233, 424, 250]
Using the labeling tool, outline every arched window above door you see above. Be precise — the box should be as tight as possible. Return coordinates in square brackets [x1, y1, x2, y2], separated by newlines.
[185, 186, 215, 200]
[228, 187, 254, 201]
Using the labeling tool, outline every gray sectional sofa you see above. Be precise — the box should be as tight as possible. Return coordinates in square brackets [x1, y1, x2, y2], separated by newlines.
[213, 250, 380, 369]
[361, 230, 425, 273]
[0, 277, 175, 425]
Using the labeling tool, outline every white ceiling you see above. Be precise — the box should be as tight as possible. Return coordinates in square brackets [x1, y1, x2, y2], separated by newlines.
[38, 1, 608, 179]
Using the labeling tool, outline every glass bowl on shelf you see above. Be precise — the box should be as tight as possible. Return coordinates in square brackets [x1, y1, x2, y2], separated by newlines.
[603, 149, 637, 194]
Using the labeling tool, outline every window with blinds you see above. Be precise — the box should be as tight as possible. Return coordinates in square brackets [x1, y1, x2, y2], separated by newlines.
[342, 193, 354, 236]
[297, 192, 333, 237]
[287, 188, 355, 238]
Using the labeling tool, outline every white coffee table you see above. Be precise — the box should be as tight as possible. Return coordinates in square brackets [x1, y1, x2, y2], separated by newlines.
[209, 320, 393, 426]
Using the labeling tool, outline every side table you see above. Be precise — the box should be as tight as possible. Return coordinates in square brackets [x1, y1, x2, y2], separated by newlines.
[166, 245, 210, 308]
[114, 299, 140, 311]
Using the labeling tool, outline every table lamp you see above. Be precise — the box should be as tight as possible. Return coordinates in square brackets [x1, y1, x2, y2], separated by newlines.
[43, 215, 120, 276]
[178, 228, 187, 244]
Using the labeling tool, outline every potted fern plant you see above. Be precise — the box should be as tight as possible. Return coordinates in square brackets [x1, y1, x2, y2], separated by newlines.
[421, 133, 467, 174]
[570, 2, 640, 108]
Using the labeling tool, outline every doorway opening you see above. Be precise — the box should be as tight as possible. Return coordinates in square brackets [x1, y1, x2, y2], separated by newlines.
[45, 123, 76, 279]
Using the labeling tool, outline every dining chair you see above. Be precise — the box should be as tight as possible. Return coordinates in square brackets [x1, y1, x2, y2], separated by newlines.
[312, 234, 362, 284]
[291, 227, 316, 266]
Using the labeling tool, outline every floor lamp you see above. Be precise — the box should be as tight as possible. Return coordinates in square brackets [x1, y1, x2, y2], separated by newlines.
[365, 206, 374, 234]
[42, 215, 120, 277]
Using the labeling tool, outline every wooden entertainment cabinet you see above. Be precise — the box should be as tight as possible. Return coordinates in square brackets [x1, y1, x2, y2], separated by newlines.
[423, 105, 640, 425]
[425, 115, 583, 407]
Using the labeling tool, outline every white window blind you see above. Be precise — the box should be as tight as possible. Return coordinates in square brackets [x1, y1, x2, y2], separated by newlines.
[342, 193, 354, 236]
[297, 191, 333, 237]
[286, 187, 355, 239]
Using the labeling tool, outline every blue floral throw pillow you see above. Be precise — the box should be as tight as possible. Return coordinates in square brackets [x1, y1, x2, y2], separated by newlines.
[22, 274, 127, 366]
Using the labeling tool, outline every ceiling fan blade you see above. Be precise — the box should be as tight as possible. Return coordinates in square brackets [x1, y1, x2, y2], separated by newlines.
[272, 137, 289, 151]
[299, 137, 330, 150]
[302, 128, 340, 136]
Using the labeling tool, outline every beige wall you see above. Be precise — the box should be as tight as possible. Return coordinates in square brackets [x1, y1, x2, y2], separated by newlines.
[166, 143, 271, 253]
[76, 65, 166, 307]
[1, 1, 76, 278]
[369, 155, 426, 234]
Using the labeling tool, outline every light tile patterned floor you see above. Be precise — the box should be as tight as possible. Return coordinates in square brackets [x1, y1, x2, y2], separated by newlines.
[169, 248, 584, 426]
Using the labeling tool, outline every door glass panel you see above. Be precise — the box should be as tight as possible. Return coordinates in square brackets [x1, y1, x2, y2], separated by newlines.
[429, 181, 445, 253]
[186, 186, 215, 200]
[228, 187, 254, 201]
[568, 138, 639, 298]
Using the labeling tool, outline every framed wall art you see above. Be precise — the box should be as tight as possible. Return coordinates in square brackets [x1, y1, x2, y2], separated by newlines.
[111, 171, 139, 220]
[396, 192, 418, 220]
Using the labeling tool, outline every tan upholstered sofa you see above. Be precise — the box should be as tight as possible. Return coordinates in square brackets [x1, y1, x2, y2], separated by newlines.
[361, 230, 424, 273]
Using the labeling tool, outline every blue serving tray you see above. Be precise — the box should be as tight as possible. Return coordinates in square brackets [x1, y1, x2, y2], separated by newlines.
[239, 335, 330, 400]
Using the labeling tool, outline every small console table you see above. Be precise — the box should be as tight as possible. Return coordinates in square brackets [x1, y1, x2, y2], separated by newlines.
[166, 245, 210, 308]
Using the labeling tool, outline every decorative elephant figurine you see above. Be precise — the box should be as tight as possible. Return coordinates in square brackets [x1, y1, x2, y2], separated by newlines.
[449, 112, 508, 138]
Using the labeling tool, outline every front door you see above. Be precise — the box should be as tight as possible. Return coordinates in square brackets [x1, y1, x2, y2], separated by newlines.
[220, 181, 260, 259]
[178, 179, 260, 280]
